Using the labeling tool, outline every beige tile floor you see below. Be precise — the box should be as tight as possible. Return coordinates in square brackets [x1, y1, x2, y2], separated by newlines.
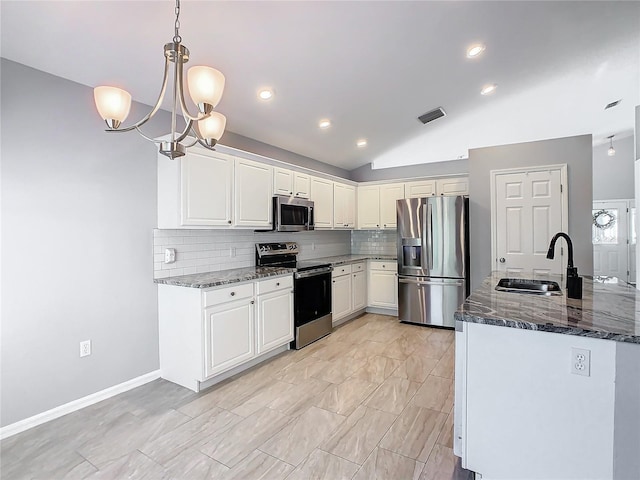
[1, 313, 474, 480]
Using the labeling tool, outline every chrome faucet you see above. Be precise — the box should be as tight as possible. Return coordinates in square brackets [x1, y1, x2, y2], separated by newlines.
[547, 232, 582, 299]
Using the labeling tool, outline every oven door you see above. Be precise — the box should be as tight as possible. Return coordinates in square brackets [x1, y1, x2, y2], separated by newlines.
[294, 269, 332, 326]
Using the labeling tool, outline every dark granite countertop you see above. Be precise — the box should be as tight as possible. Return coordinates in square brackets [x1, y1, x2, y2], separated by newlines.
[155, 266, 294, 289]
[455, 271, 640, 344]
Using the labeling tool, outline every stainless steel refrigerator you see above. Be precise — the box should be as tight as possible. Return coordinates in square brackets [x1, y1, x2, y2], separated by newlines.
[397, 196, 469, 328]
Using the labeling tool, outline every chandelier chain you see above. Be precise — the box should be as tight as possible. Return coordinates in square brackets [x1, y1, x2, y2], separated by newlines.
[173, 0, 182, 44]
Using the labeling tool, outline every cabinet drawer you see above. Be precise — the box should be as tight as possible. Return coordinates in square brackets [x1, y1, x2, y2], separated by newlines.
[203, 283, 254, 307]
[369, 261, 397, 272]
[332, 264, 352, 278]
[352, 262, 365, 273]
[256, 275, 293, 295]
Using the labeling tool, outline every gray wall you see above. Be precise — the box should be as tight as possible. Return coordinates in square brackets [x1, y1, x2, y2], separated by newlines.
[593, 135, 635, 200]
[221, 131, 350, 179]
[350, 159, 468, 182]
[1, 59, 165, 427]
[468, 135, 593, 290]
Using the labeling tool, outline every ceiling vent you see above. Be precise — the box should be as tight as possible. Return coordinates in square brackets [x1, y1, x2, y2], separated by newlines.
[604, 99, 622, 110]
[418, 107, 446, 125]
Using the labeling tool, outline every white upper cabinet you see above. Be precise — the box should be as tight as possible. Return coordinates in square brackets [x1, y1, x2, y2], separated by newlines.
[158, 149, 234, 228]
[234, 158, 273, 228]
[293, 173, 311, 198]
[379, 183, 405, 229]
[357, 185, 381, 229]
[334, 182, 356, 229]
[436, 177, 469, 196]
[405, 179, 437, 198]
[274, 167, 294, 196]
[357, 183, 404, 230]
[273, 169, 310, 198]
[310, 176, 334, 228]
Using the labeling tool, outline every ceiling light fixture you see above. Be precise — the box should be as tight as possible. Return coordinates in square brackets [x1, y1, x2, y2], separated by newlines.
[93, 0, 226, 159]
[466, 44, 486, 58]
[356, 139, 368, 148]
[607, 135, 616, 156]
[319, 119, 332, 129]
[258, 88, 274, 101]
[480, 83, 498, 95]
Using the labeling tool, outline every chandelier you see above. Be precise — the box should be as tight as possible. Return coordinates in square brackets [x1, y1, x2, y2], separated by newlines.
[93, 0, 226, 159]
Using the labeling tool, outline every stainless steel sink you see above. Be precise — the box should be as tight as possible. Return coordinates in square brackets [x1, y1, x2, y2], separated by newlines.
[495, 278, 562, 296]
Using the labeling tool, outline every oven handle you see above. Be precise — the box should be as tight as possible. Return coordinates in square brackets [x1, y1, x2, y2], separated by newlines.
[294, 266, 333, 279]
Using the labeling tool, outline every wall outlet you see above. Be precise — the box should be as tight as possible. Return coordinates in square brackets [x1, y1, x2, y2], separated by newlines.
[571, 347, 590, 376]
[164, 248, 176, 264]
[80, 340, 91, 357]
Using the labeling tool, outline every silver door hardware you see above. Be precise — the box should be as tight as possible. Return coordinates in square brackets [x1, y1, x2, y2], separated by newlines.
[499, 257, 506, 263]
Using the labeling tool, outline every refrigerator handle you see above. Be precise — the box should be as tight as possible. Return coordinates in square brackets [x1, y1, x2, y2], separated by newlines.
[425, 202, 433, 270]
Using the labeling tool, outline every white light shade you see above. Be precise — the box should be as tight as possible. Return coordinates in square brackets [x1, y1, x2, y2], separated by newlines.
[608, 146, 616, 156]
[188, 66, 225, 108]
[198, 112, 227, 141]
[94, 86, 132, 122]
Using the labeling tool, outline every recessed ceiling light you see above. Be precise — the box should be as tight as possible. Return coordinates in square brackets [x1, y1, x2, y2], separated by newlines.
[466, 44, 486, 58]
[257, 88, 274, 100]
[480, 83, 498, 95]
[356, 139, 367, 148]
[318, 119, 331, 129]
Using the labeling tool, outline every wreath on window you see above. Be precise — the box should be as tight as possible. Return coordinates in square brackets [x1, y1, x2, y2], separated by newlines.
[593, 209, 616, 230]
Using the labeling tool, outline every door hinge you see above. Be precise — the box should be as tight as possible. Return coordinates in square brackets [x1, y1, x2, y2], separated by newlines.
[561, 246, 564, 256]
[560, 184, 563, 193]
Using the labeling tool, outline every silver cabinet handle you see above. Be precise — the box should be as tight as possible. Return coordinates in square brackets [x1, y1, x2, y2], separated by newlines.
[499, 257, 506, 263]
[227, 220, 232, 224]
[276, 282, 280, 286]
[230, 291, 235, 296]
[250, 300, 254, 304]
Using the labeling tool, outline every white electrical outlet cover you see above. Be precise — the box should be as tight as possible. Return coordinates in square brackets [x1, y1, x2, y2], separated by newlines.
[571, 347, 590, 376]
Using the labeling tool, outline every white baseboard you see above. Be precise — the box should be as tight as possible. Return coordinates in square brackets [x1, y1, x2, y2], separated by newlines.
[0, 370, 161, 440]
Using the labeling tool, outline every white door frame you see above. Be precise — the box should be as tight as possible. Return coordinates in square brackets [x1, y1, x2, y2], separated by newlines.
[490, 164, 569, 272]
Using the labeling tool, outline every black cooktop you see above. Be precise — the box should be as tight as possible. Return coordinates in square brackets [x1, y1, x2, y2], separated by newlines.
[256, 242, 330, 272]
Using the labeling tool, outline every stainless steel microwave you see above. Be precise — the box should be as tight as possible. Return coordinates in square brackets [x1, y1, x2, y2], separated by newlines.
[273, 195, 315, 232]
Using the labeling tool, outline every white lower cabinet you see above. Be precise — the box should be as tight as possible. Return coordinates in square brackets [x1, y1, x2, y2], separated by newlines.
[158, 275, 293, 392]
[332, 265, 353, 322]
[368, 261, 398, 310]
[204, 296, 255, 378]
[332, 262, 367, 323]
[352, 269, 366, 311]
[257, 278, 294, 354]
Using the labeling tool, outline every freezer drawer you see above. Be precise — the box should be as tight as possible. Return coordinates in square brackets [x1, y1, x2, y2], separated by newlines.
[398, 276, 465, 328]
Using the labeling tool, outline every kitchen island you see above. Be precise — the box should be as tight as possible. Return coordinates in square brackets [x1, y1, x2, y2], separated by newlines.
[454, 272, 640, 480]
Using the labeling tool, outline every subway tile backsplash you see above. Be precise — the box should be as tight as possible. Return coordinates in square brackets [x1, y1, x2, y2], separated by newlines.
[350, 230, 397, 256]
[153, 229, 352, 278]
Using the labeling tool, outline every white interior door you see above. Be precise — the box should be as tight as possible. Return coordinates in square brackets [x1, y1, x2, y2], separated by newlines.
[592, 200, 630, 282]
[492, 166, 566, 275]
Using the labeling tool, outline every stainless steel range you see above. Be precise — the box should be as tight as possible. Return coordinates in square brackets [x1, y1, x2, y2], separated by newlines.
[256, 242, 333, 349]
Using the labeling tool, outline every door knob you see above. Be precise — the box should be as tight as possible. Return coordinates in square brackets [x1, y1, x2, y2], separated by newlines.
[499, 257, 506, 263]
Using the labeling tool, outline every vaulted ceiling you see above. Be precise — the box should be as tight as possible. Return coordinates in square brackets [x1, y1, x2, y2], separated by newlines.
[2, 1, 638, 170]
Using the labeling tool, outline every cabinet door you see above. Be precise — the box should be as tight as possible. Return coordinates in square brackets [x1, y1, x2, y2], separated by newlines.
[436, 177, 469, 196]
[257, 289, 293, 354]
[379, 183, 405, 229]
[332, 274, 352, 322]
[352, 270, 366, 311]
[357, 186, 380, 229]
[294, 173, 311, 198]
[334, 183, 356, 229]
[234, 158, 273, 227]
[333, 183, 350, 228]
[406, 180, 437, 198]
[181, 151, 233, 226]
[274, 167, 294, 196]
[310, 177, 334, 228]
[368, 270, 398, 309]
[204, 299, 255, 378]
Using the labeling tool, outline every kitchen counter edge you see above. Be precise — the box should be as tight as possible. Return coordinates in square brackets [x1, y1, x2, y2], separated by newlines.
[454, 271, 640, 344]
